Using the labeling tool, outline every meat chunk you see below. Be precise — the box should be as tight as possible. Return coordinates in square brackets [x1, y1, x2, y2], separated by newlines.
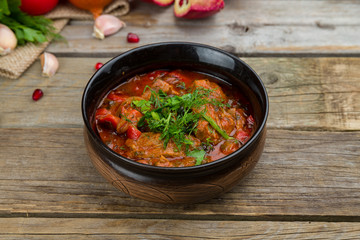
[114, 97, 144, 133]
[192, 79, 227, 102]
[194, 104, 235, 144]
[220, 140, 241, 155]
[142, 79, 180, 100]
[191, 79, 233, 144]
[195, 119, 221, 144]
[124, 132, 200, 159]
[228, 108, 247, 130]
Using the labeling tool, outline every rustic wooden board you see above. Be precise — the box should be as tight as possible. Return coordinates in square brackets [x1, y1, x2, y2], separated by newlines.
[1, 218, 360, 239]
[1, 57, 359, 130]
[1, 0, 359, 236]
[47, 0, 360, 56]
[0, 128, 359, 218]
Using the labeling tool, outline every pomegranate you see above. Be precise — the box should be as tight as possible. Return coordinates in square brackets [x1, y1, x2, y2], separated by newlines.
[174, 0, 225, 19]
[142, 0, 174, 7]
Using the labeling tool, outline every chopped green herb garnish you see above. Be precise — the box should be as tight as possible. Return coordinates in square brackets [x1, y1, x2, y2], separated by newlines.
[132, 99, 152, 113]
[201, 113, 233, 140]
[137, 87, 214, 149]
[203, 137, 214, 151]
[176, 82, 186, 89]
[119, 113, 132, 123]
[136, 86, 230, 165]
[187, 149, 206, 166]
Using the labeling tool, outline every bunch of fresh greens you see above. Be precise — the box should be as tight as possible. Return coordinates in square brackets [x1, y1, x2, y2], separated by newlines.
[0, 0, 61, 45]
[132, 86, 232, 165]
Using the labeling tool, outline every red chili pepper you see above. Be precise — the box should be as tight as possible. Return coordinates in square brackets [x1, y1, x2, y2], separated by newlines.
[126, 125, 141, 140]
[234, 130, 250, 144]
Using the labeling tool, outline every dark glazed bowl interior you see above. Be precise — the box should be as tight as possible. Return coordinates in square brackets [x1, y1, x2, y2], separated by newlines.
[82, 42, 269, 203]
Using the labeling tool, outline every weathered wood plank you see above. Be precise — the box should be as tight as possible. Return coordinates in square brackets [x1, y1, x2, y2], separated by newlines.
[1, 218, 360, 239]
[49, 25, 360, 57]
[247, 57, 360, 130]
[0, 128, 359, 218]
[1, 57, 359, 130]
[47, 0, 360, 55]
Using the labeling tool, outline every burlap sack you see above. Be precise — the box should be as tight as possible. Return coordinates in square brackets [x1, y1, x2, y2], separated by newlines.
[0, 0, 129, 79]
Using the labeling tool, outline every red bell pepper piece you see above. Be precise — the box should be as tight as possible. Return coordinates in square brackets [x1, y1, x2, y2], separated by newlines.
[96, 108, 120, 129]
[107, 91, 127, 102]
[247, 115, 255, 128]
[120, 106, 143, 123]
[95, 108, 110, 117]
[234, 130, 250, 144]
[126, 125, 142, 140]
[101, 114, 120, 129]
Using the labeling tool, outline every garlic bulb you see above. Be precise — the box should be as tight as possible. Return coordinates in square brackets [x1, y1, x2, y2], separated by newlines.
[40, 52, 59, 77]
[0, 24, 17, 56]
[93, 14, 126, 40]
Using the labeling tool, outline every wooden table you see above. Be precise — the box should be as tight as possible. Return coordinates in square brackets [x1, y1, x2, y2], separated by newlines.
[1, 1, 360, 238]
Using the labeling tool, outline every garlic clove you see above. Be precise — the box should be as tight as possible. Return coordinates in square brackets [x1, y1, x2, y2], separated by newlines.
[93, 14, 126, 40]
[40, 52, 59, 77]
[0, 24, 17, 56]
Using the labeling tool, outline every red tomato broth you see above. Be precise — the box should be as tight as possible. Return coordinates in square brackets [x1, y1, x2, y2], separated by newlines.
[95, 69, 256, 167]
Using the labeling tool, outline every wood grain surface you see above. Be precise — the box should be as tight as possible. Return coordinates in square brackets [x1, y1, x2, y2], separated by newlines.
[1, 57, 359, 130]
[1, 218, 360, 239]
[47, 0, 360, 56]
[1, 57, 359, 218]
[1, 0, 360, 237]
[1, 128, 359, 219]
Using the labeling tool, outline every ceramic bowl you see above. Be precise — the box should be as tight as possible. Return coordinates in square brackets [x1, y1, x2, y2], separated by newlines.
[82, 42, 269, 204]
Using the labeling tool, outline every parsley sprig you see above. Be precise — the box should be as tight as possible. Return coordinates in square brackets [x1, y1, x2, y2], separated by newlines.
[0, 0, 63, 45]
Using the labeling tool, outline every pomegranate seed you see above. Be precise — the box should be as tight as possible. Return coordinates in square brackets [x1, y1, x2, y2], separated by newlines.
[95, 62, 104, 70]
[32, 89, 44, 101]
[127, 32, 140, 43]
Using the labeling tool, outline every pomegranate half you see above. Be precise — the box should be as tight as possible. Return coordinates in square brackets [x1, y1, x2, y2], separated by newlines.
[174, 0, 225, 19]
